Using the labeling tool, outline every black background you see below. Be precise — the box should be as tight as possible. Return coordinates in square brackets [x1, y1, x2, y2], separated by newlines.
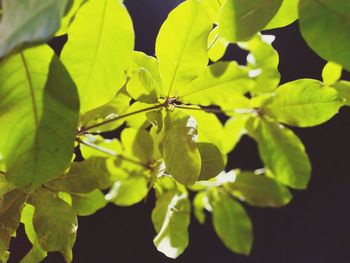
[10, 0, 350, 262]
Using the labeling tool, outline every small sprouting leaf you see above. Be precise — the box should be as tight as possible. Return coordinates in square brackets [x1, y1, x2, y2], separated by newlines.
[248, 118, 311, 189]
[31, 189, 77, 262]
[0, 190, 26, 254]
[48, 158, 114, 193]
[211, 191, 253, 255]
[178, 62, 253, 108]
[106, 172, 148, 206]
[161, 110, 201, 186]
[156, 0, 212, 97]
[0, 0, 69, 58]
[218, 0, 283, 42]
[226, 171, 292, 207]
[71, 190, 107, 216]
[264, 0, 298, 29]
[0, 45, 79, 189]
[61, 0, 134, 112]
[223, 116, 248, 154]
[238, 34, 280, 94]
[322, 62, 343, 85]
[299, 0, 350, 71]
[193, 191, 209, 224]
[263, 79, 343, 127]
[208, 27, 229, 62]
[198, 143, 225, 181]
[152, 179, 190, 258]
[121, 128, 154, 163]
[332, 81, 350, 106]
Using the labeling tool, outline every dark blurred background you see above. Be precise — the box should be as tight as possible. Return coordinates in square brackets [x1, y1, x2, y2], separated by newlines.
[10, 0, 350, 262]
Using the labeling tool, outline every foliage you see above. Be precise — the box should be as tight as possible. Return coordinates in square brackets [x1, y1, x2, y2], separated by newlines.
[0, 0, 349, 261]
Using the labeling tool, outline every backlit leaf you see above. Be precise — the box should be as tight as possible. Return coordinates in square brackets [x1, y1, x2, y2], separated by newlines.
[0, 45, 79, 189]
[332, 81, 350, 106]
[197, 143, 225, 181]
[71, 190, 107, 216]
[264, 0, 298, 29]
[322, 62, 343, 85]
[208, 27, 229, 62]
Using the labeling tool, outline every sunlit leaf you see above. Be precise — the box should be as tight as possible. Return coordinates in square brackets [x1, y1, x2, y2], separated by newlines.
[322, 62, 343, 85]
[71, 190, 107, 216]
[218, 0, 283, 42]
[193, 191, 209, 224]
[198, 143, 225, 181]
[226, 170, 292, 207]
[211, 191, 253, 255]
[31, 189, 77, 262]
[248, 118, 311, 189]
[56, 0, 86, 36]
[263, 79, 343, 127]
[223, 116, 248, 154]
[178, 62, 253, 108]
[0, 45, 79, 189]
[299, 0, 350, 71]
[264, 0, 298, 29]
[332, 81, 350, 106]
[156, 0, 212, 97]
[161, 110, 201, 185]
[152, 179, 190, 258]
[0, 0, 69, 58]
[61, 0, 134, 112]
[208, 27, 229, 62]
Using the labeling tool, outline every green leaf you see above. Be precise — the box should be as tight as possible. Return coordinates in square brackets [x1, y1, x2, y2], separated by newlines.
[1, 251, 9, 263]
[161, 110, 201, 185]
[0, 45, 79, 189]
[106, 172, 148, 206]
[299, 0, 350, 71]
[201, 0, 225, 22]
[56, 0, 86, 36]
[0, 190, 26, 254]
[208, 27, 229, 62]
[0, 0, 69, 58]
[193, 191, 208, 224]
[48, 158, 114, 193]
[263, 79, 343, 127]
[226, 171, 292, 207]
[182, 109, 224, 151]
[238, 34, 280, 94]
[264, 0, 299, 29]
[248, 118, 311, 189]
[146, 110, 164, 133]
[152, 179, 190, 258]
[198, 143, 225, 181]
[31, 189, 77, 262]
[156, 0, 212, 97]
[218, 0, 283, 42]
[332, 81, 350, 106]
[127, 52, 163, 103]
[80, 135, 123, 159]
[20, 241, 47, 263]
[322, 62, 343, 85]
[79, 88, 131, 133]
[211, 191, 253, 255]
[71, 190, 107, 216]
[0, 176, 14, 198]
[223, 116, 248, 154]
[121, 128, 154, 163]
[61, 0, 134, 112]
[178, 62, 253, 108]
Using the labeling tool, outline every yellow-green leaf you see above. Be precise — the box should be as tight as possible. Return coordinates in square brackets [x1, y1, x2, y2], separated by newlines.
[264, 0, 298, 29]
[322, 61, 343, 85]
[198, 143, 225, 181]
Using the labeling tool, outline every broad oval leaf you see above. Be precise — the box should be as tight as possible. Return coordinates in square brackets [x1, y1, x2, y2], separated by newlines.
[161, 110, 201, 186]
[264, 0, 299, 30]
[322, 62, 342, 85]
[198, 143, 225, 181]
[226, 171, 292, 207]
[152, 180, 190, 259]
[263, 79, 343, 127]
[248, 118, 311, 189]
[31, 189, 77, 261]
[61, 0, 134, 112]
[299, 0, 350, 71]
[211, 191, 253, 255]
[0, 45, 79, 189]
[0, 0, 69, 59]
[218, 0, 283, 42]
[156, 0, 212, 97]
[178, 61, 253, 108]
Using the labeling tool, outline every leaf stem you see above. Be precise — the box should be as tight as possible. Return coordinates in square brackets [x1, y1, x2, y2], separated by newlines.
[79, 103, 167, 134]
[207, 33, 220, 51]
[174, 104, 258, 115]
[78, 138, 150, 169]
